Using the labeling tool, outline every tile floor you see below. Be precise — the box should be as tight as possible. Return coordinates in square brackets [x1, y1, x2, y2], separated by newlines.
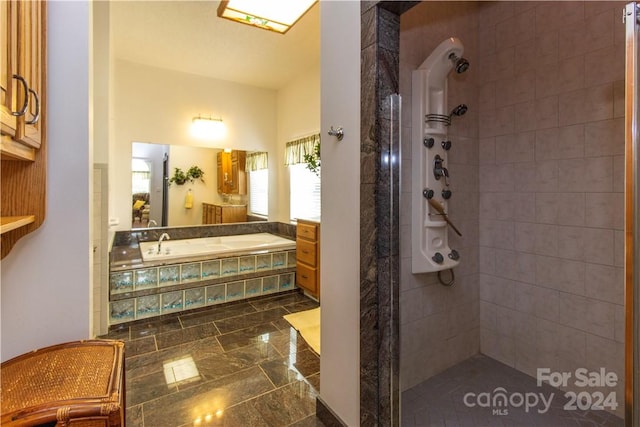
[402, 354, 624, 427]
[101, 290, 324, 427]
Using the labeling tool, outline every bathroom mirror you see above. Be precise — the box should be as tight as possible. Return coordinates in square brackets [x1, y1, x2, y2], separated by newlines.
[131, 141, 266, 228]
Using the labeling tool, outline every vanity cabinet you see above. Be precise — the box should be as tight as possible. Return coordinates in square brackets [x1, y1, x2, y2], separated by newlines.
[1, 0, 47, 259]
[296, 219, 320, 298]
[216, 150, 246, 195]
[202, 202, 247, 224]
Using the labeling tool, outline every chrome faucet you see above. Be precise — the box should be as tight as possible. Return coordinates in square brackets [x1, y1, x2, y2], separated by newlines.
[147, 220, 157, 227]
[158, 232, 170, 253]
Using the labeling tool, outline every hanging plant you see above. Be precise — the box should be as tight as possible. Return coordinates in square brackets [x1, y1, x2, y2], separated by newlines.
[169, 167, 188, 185]
[187, 165, 205, 183]
[303, 142, 321, 177]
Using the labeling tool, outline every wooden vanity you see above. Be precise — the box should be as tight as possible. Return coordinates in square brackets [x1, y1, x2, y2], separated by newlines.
[202, 202, 247, 224]
[296, 219, 320, 299]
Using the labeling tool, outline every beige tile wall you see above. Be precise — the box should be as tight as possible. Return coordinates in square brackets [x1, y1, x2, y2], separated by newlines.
[399, 1, 481, 391]
[477, 1, 625, 416]
[400, 1, 627, 413]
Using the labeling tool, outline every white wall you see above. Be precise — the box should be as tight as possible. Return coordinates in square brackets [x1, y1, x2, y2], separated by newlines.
[1, 1, 92, 361]
[111, 60, 278, 230]
[275, 65, 321, 222]
[319, 1, 360, 425]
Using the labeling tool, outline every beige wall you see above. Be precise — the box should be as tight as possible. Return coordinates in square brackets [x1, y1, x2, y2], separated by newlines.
[112, 59, 321, 229]
[275, 65, 321, 223]
[399, 1, 481, 391]
[166, 145, 218, 227]
[111, 60, 278, 230]
[477, 1, 625, 414]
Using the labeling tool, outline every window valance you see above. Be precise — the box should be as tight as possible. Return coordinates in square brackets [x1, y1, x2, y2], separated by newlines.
[246, 152, 268, 171]
[284, 133, 320, 166]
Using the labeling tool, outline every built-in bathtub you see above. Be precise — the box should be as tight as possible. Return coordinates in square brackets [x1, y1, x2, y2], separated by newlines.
[139, 233, 296, 262]
[108, 228, 298, 326]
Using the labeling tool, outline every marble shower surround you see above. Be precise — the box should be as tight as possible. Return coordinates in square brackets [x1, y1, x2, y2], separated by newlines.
[354, 2, 418, 427]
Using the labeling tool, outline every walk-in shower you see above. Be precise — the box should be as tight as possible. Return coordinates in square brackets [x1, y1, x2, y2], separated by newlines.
[411, 37, 468, 278]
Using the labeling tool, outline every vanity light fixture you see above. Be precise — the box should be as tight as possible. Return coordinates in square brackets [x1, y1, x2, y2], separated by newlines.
[217, 0, 317, 34]
[191, 115, 226, 140]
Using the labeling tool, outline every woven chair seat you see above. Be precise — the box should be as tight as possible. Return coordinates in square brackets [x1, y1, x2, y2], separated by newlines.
[1, 340, 125, 427]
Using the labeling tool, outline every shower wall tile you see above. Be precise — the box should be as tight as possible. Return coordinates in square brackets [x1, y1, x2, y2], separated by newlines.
[582, 228, 615, 265]
[476, 2, 625, 418]
[399, 0, 480, 393]
[584, 117, 625, 157]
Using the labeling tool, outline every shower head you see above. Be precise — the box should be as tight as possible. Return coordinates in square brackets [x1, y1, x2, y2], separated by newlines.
[449, 52, 470, 74]
[450, 104, 468, 117]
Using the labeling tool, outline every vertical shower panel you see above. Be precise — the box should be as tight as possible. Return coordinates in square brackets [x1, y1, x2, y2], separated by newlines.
[411, 38, 464, 274]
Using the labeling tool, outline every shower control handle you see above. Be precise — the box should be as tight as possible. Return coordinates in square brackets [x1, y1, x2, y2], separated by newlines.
[432, 252, 444, 264]
[423, 137, 435, 148]
[423, 188, 434, 199]
[441, 140, 451, 150]
[442, 189, 452, 199]
[433, 155, 450, 186]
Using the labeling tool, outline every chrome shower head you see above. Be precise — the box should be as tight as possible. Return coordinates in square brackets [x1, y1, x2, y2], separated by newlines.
[449, 52, 470, 74]
[450, 104, 468, 117]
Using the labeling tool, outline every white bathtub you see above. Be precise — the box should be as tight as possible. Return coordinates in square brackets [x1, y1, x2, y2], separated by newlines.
[139, 232, 296, 262]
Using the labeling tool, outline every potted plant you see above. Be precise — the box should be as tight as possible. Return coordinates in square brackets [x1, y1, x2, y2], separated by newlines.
[187, 165, 205, 183]
[169, 167, 188, 185]
[303, 142, 320, 177]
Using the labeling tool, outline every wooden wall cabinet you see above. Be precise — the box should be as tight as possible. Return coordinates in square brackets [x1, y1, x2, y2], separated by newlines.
[216, 150, 246, 195]
[0, 0, 47, 259]
[202, 202, 247, 224]
[296, 219, 320, 298]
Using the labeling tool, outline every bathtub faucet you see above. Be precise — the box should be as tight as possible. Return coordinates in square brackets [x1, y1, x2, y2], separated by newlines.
[158, 232, 171, 253]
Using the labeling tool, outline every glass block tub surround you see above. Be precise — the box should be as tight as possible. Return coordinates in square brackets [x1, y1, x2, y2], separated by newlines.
[109, 249, 297, 324]
[109, 222, 297, 325]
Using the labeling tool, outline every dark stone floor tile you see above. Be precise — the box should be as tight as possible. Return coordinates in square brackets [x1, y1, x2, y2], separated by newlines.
[260, 358, 306, 388]
[214, 307, 290, 334]
[306, 373, 320, 393]
[249, 380, 317, 426]
[290, 414, 326, 426]
[215, 400, 270, 427]
[125, 335, 156, 358]
[225, 340, 282, 366]
[100, 324, 130, 341]
[216, 323, 280, 352]
[155, 322, 219, 350]
[142, 366, 274, 427]
[126, 370, 176, 407]
[289, 349, 320, 378]
[125, 404, 144, 427]
[179, 302, 257, 327]
[272, 317, 296, 331]
[249, 291, 308, 311]
[130, 316, 182, 339]
[284, 300, 320, 314]
[269, 329, 312, 357]
[126, 336, 223, 380]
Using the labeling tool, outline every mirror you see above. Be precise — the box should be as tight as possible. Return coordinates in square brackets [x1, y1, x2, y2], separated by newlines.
[131, 142, 266, 228]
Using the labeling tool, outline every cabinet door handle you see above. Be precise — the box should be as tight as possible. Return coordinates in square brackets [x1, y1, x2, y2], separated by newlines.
[302, 250, 309, 254]
[301, 275, 309, 279]
[25, 88, 40, 125]
[3, 74, 30, 117]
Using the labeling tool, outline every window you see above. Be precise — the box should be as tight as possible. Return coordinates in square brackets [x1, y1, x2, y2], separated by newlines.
[248, 169, 269, 216]
[289, 163, 320, 220]
[131, 158, 151, 194]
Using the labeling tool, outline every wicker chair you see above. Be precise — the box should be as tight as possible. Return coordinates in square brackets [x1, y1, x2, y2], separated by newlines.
[1, 340, 125, 427]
